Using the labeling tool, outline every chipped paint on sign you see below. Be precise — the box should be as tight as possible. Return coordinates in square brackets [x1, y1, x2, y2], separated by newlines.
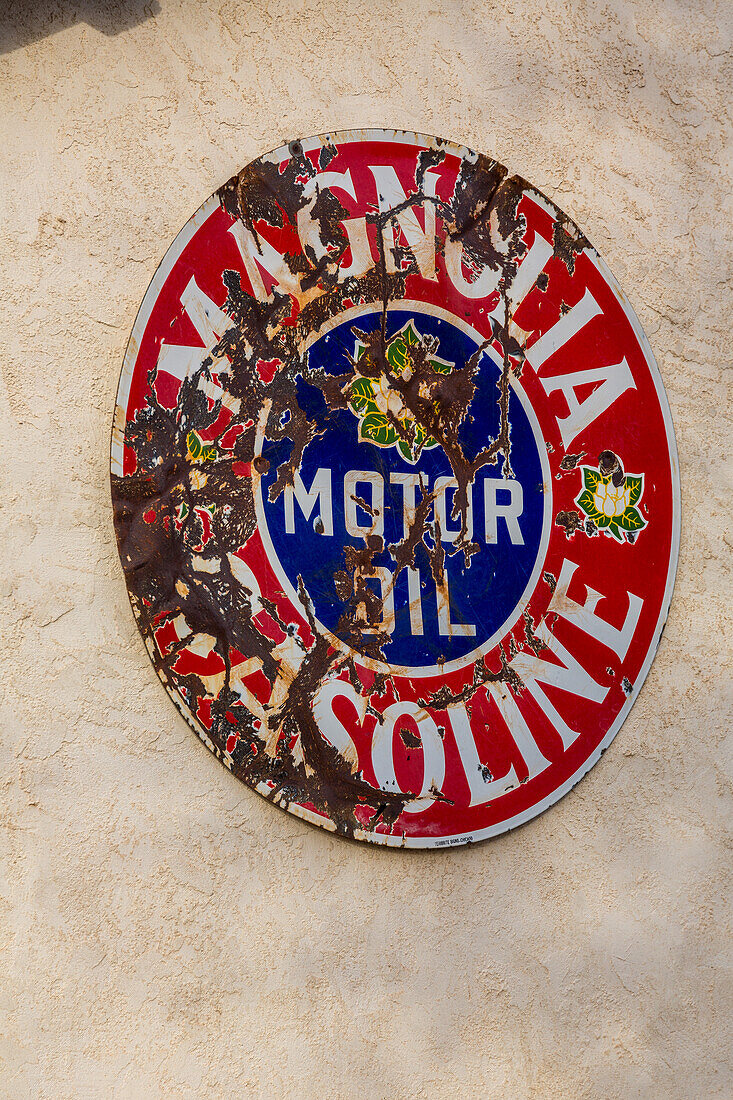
[111, 130, 680, 847]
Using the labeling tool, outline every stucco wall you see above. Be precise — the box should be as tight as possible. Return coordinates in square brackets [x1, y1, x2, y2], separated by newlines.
[1, 1, 731, 1097]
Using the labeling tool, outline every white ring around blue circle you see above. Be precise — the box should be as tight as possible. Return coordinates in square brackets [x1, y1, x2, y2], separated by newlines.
[252, 299, 553, 678]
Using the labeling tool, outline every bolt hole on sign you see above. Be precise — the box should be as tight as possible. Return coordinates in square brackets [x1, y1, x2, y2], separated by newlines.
[111, 130, 680, 848]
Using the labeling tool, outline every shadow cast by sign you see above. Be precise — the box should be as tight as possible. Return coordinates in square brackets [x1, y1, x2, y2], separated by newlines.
[0, 0, 160, 56]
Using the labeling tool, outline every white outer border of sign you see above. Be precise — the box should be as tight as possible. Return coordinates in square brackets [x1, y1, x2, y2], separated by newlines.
[111, 129, 681, 849]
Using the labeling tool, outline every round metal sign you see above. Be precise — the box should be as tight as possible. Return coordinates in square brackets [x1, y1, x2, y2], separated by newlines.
[111, 130, 680, 847]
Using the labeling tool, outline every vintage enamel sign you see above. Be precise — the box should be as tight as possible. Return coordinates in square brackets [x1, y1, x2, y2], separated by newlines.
[111, 130, 680, 847]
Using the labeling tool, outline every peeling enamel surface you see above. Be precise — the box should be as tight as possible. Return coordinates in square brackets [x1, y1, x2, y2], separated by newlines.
[111, 130, 679, 848]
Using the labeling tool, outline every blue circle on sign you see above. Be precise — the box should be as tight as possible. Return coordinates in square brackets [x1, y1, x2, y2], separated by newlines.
[258, 308, 547, 669]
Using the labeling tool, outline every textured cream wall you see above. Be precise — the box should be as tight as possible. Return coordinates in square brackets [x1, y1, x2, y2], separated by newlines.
[0, 1, 731, 1097]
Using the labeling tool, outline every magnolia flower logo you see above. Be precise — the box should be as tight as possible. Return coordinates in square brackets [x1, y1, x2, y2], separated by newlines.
[575, 450, 647, 542]
[347, 320, 452, 463]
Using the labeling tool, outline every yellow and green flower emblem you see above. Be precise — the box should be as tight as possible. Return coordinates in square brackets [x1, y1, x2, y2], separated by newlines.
[575, 462, 647, 542]
[347, 320, 452, 464]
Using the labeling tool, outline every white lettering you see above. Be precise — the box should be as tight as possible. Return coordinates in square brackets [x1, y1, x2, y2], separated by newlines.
[511, 558, 643, 749]
[228, 220, 321, 307]
[284, 468, 333, 535]
[406, 566, 424, 636]
[359, 565, 396, 635]
[444, 236, 502, 299]
[448, 704, 519, 804]
[505, 233, 554, 309]
[547, 558, 643, 660]
[371, 701, 445, 813]
[521, 288, 636, 447]
[281, 469, 527, 551]
[296, 170, 357, 262]
[540, 357, 637, 449]
[155, 277, 236, 409]
[389, 471, 422, 537]
[525, 288, 603, 370]
[180, 276, 233, 344]
[290, 168, 375, 279]
[344, 470, 384, 538]
[311, 679, 361, 775]
[435, 476, 473, 543]
[436, 572, 475, 637]
[339, 216, 374, 279]
[484, 479, 524, 544]
[512, 630, 604, 751]
[488, 681, 552, 778]
[448, 223, 555, 306]
[369, 165, 438, 281]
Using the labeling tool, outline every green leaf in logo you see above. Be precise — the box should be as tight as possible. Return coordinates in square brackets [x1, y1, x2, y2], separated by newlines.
[386, 335, 408, 373]
[626, 475, 642, 507]
[360, 411, 397, 447]
[620, 505, 645, 531]
[396, 425, 433, 463]
[582, 466, 601, 493]
[349, 376, 376, 414]
[387, 322, 420, 371]
[187, 430, 203, 461]
[201, 445, 217, 462]
[577, 488, 602, 520]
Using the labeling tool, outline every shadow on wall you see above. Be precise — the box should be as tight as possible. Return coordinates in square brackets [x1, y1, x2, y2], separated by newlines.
[0, 0, 160, 56]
